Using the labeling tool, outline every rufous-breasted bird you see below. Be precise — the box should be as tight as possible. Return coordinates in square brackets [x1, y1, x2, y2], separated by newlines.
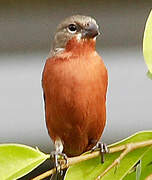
[42, 15, 108, 167]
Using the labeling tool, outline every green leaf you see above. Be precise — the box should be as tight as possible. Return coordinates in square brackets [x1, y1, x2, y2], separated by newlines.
[123, 170, 136, 180]
[64, 131, 152, 180]
[124, 147, 152, 180]
[0, 144, 50, 180]
[143, 10, 152, 78]
[140, 147, 152, 179]
[147, 70, 152, 80]
[136, 161, 141, 180]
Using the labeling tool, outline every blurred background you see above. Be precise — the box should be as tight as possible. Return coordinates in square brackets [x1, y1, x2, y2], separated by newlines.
[0, 0, 152, 179]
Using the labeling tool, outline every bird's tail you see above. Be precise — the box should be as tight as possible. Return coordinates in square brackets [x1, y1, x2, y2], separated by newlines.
[50, 169, 66, 180]
[50, 172, 63, 180]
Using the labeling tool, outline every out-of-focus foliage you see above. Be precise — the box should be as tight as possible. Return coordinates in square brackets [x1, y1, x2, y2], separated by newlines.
[143, 10, 152, 79]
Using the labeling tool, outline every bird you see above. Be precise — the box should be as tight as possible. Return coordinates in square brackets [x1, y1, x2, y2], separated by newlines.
[42, 15, 108, 173]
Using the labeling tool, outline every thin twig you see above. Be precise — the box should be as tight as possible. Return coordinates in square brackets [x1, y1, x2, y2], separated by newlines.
[31, 139, 152, 180]
[96, 140, 152, 180]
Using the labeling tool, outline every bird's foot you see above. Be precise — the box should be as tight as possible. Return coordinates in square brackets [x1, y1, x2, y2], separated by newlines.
[51, 151, 68, 174]
[91, 143, 109, 163]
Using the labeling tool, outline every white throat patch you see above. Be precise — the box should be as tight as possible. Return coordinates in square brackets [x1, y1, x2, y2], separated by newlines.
[76, 33, 82, 42]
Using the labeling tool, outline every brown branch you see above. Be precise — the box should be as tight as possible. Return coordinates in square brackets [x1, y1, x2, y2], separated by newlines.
[31, 139, 152, 180]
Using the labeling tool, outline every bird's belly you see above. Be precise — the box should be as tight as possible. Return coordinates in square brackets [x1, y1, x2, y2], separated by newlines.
[43, 57, 107, 156]
[45, 74, 106, 156]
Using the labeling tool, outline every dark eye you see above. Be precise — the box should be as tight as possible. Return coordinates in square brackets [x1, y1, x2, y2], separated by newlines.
[68, 24, 77, 33]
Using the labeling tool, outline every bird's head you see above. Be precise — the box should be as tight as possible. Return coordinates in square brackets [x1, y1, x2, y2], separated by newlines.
[51, 15, 100, 56]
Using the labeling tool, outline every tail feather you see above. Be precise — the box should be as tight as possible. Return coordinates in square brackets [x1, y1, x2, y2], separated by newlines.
[50, 169, 66, 180]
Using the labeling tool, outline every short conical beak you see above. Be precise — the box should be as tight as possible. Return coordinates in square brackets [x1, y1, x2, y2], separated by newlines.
[82, 23, 99, 39]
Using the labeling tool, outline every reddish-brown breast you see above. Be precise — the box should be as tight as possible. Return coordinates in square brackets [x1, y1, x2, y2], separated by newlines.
[42, 38, 108, 157]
